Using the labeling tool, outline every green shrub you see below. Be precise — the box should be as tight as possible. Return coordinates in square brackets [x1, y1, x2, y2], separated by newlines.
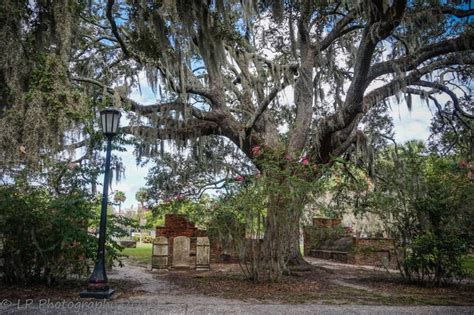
[360, 142, 473, 285]
[0, 184, 135, 285]
[404, 232, 468, 284]
[0, 185, 95, 285]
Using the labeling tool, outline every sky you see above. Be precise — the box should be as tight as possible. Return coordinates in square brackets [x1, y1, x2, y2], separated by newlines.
[112, 76, 438, 211]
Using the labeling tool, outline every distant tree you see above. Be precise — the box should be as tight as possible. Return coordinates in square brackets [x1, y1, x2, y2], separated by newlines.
[113, 191, 126, 213]
[135, 187, 149, 209]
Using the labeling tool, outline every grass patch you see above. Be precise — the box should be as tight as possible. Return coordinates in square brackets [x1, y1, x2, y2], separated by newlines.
[122, 243, 152, 266]
[462, 255, 474, 278]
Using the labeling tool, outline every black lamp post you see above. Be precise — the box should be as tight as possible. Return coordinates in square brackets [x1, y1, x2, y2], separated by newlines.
[80, 108, 121, 299]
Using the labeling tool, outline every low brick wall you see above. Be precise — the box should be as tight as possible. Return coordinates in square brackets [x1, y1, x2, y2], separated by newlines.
[348, 238, 396, 268]
[304, 218, 396, 267]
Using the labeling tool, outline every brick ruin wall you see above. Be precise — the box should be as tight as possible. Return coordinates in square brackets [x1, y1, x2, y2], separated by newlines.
[155, 214, 239, 265]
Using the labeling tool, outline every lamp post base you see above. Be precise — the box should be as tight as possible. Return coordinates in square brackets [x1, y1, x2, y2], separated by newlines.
[80, 288, 115, 299]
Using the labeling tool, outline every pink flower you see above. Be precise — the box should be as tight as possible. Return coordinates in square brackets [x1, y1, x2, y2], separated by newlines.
[251, 145, 261, 156]
[285, 154, 292, 161]
[234, 175, 244, 182]
[459, 160, 467, 168]
[300, 156, 309, 165]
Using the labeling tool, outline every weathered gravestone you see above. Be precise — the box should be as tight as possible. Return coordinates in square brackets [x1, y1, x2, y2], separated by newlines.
[152, 236, 169, 271]
[173, 236, 190, 268]
[196, 237, 210, 270]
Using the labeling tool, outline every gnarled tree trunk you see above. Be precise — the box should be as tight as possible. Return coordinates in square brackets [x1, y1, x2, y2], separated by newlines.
[258, 175, 310, 281]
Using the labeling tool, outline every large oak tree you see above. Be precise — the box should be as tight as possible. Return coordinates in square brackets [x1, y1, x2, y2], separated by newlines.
[1, 0, 473, 280]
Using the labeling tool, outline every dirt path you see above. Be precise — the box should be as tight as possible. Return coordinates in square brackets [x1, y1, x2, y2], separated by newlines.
[304, 256, 398, 273]
[305, 256, 396, 294]
[305, 256, 474, 286]
[108, 260, 178, 294]
[107, 259, 248, 304]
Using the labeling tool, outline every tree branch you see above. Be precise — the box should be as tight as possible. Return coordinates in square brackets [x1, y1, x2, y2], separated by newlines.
[311, 53, 472, 163]
[362, 55, 474, 112]
[314, 12, 362, 55]
[63, 139, 88, 150]
[245, 81, 289, 130]
[106, 0, 132, 58]
[71, 76, 216, 121]
[414, 80, 474, 119]
[344, 0, 407, 110]
[122, 120, 221, 140]
[368, 33, 474, 82]
[430, 7, 474, 18]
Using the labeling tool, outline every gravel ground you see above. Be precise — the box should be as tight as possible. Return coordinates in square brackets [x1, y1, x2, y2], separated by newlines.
[1, 259, 472, 314]
[1, 301, 473, 314]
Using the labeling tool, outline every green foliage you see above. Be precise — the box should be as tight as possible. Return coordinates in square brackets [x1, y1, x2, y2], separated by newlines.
[0, 182, 136, 285]
[360, 142, 473, 285]
[208, 183, 262, 250]
[100, 213, 138, 269]
[404, 232, 469, 284]
[0, 53, 87, 168]
[149, 196, 211, 228]
[317, 158, 371, 219]
[113, 190, 126, 212]
[0, 184, 95, 285]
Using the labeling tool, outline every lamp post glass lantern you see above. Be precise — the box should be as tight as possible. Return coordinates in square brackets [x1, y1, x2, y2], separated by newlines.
[101, 108, 121, 135]
[80, 108, 121, 299]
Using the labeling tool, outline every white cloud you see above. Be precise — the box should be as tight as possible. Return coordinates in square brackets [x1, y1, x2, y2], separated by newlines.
[113, 181, 131, 194]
